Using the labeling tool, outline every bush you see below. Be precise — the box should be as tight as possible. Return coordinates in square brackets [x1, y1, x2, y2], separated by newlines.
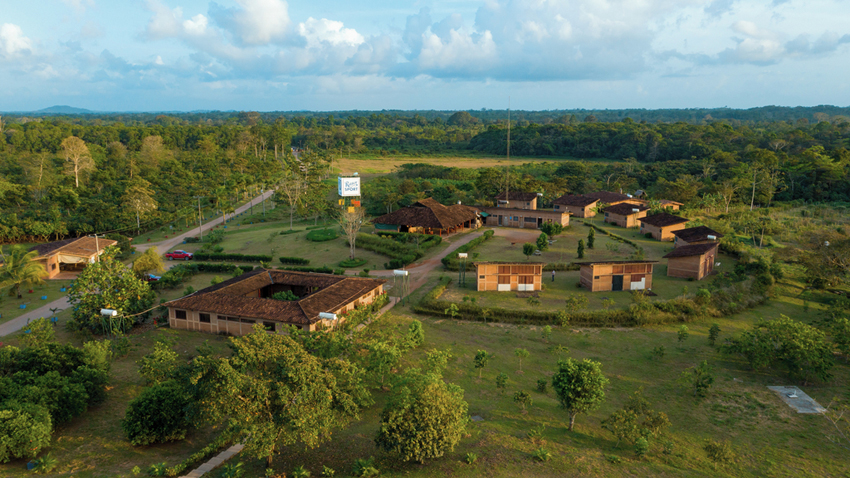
[0, 403, 53, 463]
[193, 253, 272, 263]
[355, 233, 424, 268]
[277, 265, 343, 275]
[272, 290, 299, 301]
[279, 229, 301, 236]
[279, 256, 311, 265]
[307, 229, 339, 242]
[122, 380, 192, 446]
[184, 236, 201, 243]
[339, 258, 367, 268]
[540, 222, 563, 236]
[351, 457, 379, 477]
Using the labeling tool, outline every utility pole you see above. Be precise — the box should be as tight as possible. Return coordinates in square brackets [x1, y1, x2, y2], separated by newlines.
[91, 234, 103, 262]
[193, 196, 204, 240]
[506, 97, 511, 204]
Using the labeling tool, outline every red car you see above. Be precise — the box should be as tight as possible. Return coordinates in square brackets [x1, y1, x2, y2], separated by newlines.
[143, 274, 161, 282]
[165, 250, 193, 260]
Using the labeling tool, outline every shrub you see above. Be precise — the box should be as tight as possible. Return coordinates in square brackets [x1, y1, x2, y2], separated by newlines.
[122, 381, 192, 446]
[465, 452, 478, 464]
[532, 447, 551, 462]
[645, 233, 653, 239]
[279, 256, 311, 265]
[292, 465, 311, 477]
[307, 229, 339, 242]
[193, 253, 272, 263]
[0, 403, 52, 463]
[272, 290, 299, 301]
[537, 379, 548, 393]
[351, 457, 379, 477]
[31, 452, 58, 474]
[339, 258, 367, 268]
[277, 265, 343, 275]
[442, 230, 494, 271]
[540, 222, 563, 236]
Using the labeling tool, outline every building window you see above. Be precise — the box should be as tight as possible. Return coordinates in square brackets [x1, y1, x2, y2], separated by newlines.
[175, 310, 187, 320]
[227, 316, 240, 322]
[51, 264, 57, 270]
[263, 321, 276, 332]
[240, 318, 255, 324]
[479, 275, 485, 279]
[497, 275, 511, 284]
[199, 313, 211, 323]
[594, 276, 600, 279]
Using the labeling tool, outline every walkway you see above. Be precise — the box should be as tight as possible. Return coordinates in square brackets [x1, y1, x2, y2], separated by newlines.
[0, 190, 275, 339]
[178, 444, 245, 478]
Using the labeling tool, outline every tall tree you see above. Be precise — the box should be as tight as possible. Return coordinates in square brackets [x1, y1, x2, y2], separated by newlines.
[552, 358, 609, 431]
[61, 136, 94, 188]
[0, 245, 48, 299]
[123, 180, 158, 234]
[190, 325, 371, 466]
[338, 205, 367, 259]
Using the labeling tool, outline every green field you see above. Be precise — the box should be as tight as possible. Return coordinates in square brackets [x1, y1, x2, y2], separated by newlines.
[0, 279, 73, 325]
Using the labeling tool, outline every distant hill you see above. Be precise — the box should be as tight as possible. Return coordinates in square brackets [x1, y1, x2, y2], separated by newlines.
[35, 105, 96, 114]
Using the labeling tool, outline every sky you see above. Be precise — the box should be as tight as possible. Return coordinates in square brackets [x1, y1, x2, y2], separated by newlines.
[1, 0, 849, 112]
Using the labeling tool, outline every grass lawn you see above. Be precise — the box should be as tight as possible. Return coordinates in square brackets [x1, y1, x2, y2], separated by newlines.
[0, 279, 73, 325]
[199, 297, 849, 478]
[335, 155, 615, 175]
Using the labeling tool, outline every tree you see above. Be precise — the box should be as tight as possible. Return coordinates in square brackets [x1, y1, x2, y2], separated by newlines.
[0, 245, 48, 299]
[132, 246, 165, 278]
[541, 325, 552, 343]
[192, 325, 371, 466]
[364, 339, 401, 387]
[722, 316, 834, 384]
[122, 380, 192, 446]
[123, 180, 158, 234]
[602, 389, 670, 447]
[277, 170, 305, 230]
[522, 243, 535, 260]
[514, 348, 529, 372]
[67, 247, 157, 334]
[473, 350, 490, 379]
[587, 228, 595, 249]
[564, 294, 588, 317]
[21, 317, 55, 348]
[495, 372, 508, 392]
[536, 232, 549, 252]
[715, 179, 742, 213]
[339, 206, 367, 259]
[677, 325, 689, 343]
[513, 390, 532, 410]
[61, 136, 94, 188]
[138, 341, 178, 385]
[577, 239, 585, 259]
[680, 361, 714, 398]
[708, 324, 721, 346]
[375, 368, 468, 464]
[406, 320, 425, 349]
[0, 403, 53, 463]
[703, 440, 734, 470]
[552, 358, 609, 431]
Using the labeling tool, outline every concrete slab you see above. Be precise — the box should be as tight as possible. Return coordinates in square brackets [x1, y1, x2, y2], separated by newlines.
[767, 386, 826, 414]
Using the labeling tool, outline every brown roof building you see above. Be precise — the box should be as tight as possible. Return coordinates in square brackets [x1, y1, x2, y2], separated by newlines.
[372, 198, 478, 235]
[584, 191, 645, 206]
[602, 203, 649, 228]
[165, 269, 386, 335]
[577, 260, 657, 292]
[659, 199, 684, 211]
[639, 213, 690, 241]
[479, 207, 570, 229]
[672, 226, 724, 248]
[30, 237, 118, 279]
[474, 262, 543, 292]
[552, 194, 600, 218]
[664, 243, 719, 280]
[494, 192, 540, 210]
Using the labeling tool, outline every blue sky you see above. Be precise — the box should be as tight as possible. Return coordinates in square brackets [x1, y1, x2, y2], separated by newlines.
[1, 0, 849, 111]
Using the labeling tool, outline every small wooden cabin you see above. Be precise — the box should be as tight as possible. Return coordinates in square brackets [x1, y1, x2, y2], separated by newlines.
[475, 262, 543, 292]
[479, 207, 570, 229]
[672, 226, 724, 248]
[602, 203, 649, 228]
[663, 243, 719, 280]
[659, 199, 684, 211]
[578, 260, 657, 292]
[639, 213, 689, 241]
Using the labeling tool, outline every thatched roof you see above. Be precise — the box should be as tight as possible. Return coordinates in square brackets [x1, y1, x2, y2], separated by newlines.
[673, 226, 724, 243]
[165, 269, 386, 325]
[552, 194, 599, 207]
[639, 213, 689, 228]
[30, 237, 118, 258]
[494, 192, 540, 202]
[663, 242, 719, 259]
[373, 197, 477, 229]
[602, 203, 649, 216]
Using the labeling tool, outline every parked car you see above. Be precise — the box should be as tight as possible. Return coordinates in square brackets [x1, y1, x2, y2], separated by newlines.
[143, 274, 161, 282]
[165, 250, 193, 260]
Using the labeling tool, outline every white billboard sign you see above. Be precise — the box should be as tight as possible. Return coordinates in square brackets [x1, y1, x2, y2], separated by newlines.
[338, 177, 361, 197]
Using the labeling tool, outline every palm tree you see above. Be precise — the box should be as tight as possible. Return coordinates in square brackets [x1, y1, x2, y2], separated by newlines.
[0, 245, 49, 299]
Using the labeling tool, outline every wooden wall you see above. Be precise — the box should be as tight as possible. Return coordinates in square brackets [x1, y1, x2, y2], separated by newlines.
[667, 251, 716, 280]
[580, 263, 654, 292]
[476, 263, 543, 291]
[641, 222, 688, 241]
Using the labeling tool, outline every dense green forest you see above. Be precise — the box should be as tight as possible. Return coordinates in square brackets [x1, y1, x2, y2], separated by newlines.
[0, 107, 848, 243]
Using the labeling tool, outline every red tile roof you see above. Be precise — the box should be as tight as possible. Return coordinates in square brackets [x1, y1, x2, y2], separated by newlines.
[372, 197, 477, 230]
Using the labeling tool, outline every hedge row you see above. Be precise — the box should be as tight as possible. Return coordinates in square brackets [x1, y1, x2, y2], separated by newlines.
[413, 277, 769, 328]
[279, 229, 301, 236]
[279, 256, 310, 265]
[442, 230, 495, 271]
[150, 263, 257, 290]
[581, 221, 643, 252]
[355, 233, 423, 269]
[193, 252, 272, 262]
[542, 262, 581, 271]
[339, 258, 368, 268]
[277, 265, 345, 275]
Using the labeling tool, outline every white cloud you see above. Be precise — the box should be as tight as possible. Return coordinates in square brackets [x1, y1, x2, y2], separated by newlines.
[0, 23, 33, 57]
[418, 30, 497, 72]
[183, 14, 208, 36]
[211, 0, 290, 46]
[144, 0, 184, 39]
[298, 18, 364, 48]
[60, 0, 95, 14]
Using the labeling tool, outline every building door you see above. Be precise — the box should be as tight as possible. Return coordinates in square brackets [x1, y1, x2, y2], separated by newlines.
[612, 275, 624, 291]
[498, 215, 503, 226]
